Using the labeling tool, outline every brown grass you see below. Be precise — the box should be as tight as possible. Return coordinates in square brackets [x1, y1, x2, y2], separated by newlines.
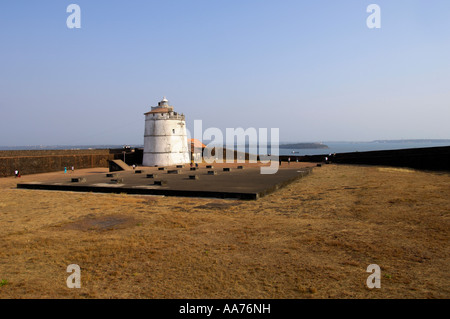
[0, 164, 449, 299]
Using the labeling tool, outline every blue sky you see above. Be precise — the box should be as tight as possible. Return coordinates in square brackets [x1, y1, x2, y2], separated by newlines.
[0, 0, 449, 145]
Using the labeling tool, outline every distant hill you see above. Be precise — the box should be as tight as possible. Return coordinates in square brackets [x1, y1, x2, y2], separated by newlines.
[279, 143, 328, 149]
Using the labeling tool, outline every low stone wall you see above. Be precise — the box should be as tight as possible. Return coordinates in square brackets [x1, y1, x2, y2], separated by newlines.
[0, 149, 114, 177]
[0, 149, 109, 157]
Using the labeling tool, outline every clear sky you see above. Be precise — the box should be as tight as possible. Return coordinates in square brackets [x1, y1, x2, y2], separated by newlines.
[0, 0, 449, 146]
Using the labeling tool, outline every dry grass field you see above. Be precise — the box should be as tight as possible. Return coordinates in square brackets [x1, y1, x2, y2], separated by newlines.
[0, 163, 449, 299]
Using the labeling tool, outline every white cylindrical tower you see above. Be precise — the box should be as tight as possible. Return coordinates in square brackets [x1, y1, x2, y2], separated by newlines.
[143, 97, 190, 167]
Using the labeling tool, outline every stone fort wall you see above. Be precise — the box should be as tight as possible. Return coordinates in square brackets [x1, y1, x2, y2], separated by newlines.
[0, 149, 114, 177]
[286, 146, 450, 172]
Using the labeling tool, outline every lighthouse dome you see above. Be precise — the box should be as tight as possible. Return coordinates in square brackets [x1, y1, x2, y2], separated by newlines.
[159, 97, 169, 107]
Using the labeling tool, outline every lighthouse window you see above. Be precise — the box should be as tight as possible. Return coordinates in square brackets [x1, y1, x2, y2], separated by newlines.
[172, 129, 175, 134]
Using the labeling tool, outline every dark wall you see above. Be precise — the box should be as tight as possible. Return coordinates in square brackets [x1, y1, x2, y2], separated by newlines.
[0, 149, 114, 177]
[283, 146, 450, 172]
[110, 148, 143, 165]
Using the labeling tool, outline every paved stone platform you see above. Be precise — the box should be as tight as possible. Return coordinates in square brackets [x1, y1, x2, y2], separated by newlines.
[17, 163, 315, 200]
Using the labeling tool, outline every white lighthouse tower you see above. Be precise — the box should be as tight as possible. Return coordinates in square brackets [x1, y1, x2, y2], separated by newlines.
[142, 97, 190, 167]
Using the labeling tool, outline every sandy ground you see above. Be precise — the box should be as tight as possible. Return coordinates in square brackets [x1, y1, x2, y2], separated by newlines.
[0, 163, 449, 299]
